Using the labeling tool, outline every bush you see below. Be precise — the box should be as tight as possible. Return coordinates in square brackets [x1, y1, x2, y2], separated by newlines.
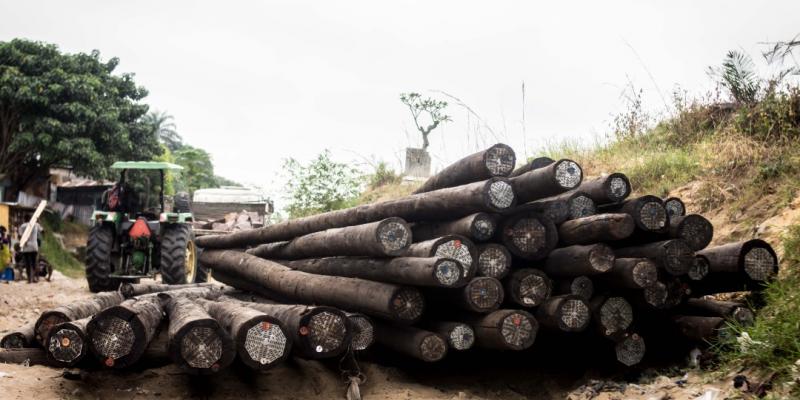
[282, 150, 362, 218]
[368, 162, 402, 189]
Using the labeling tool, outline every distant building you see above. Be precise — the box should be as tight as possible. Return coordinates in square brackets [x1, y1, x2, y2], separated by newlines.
[192, 187, 273, 221]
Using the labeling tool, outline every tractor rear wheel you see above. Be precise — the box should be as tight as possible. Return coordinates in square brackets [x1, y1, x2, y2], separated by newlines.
[160, 225, 199, 284]
[86, 224, 120, 292]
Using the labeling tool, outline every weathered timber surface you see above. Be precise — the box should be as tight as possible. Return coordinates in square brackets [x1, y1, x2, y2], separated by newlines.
[498, 212, 558, 260]
[87, 295, 164, 368]
[688, 255, 711, 281]
[162, 294, 235, 374]
[414, 143, 516, 194]
[696, 239, 778, 281]
[509, 159, 583, 203]
[410, 213, 498, 242]
[543, 244, 615, 277]
[428, 277, 504, 313]
[543, 191, 597, 221]
[595, 258, 658, 289]
[576, 173, 631, 205]
[404, 235, 477, 279]
[196, 177, 516, 249]
[1, 321, 35, 349]
[247, 218, 411, 259]
[675, 298, 754, 326]
[345, 312, 375, 351]
[590, 296, 633, 337]
[35, 291, 125, 345]
[195, 297, 291, 369]
[558, 213, 635, 246]
[536, 295, 591, 333]
[504, 268, 552, 307]
[0, 348, 51, 366]
[425, 321, 475, 351]
[475, 244, 512, 279]
[277, 256, 466, 288]
[614, 239, 694, 276]
[120, 282, 220, 298]
[672, 315, 727, 342]
[509, 157, 555, 178]
[45, 317, 91, 367]
[506, 196, 569, 225]
[667, 214, 713, 251]
[373, 322, 448, 362]
[200, 250, 425, 323]
[554, 276, 594, 301]
[599, 195, 668, 233]
[664, 197, 686, 218]
[461, 309, 538, 350]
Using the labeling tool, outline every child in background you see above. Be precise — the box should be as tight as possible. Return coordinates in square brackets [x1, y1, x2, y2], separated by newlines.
[0, 226, 13, 281]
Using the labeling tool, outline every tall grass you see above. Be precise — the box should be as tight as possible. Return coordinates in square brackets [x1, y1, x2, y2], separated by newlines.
[40, 215, 85, 279]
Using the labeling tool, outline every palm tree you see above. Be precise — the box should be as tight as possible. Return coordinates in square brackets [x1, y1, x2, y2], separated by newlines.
[143, 110, 183, 151]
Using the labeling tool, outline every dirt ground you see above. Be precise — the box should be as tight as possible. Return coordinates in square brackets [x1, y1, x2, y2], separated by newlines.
[0, 272, 744, 400]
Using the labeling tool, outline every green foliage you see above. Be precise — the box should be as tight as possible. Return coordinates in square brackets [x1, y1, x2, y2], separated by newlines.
[711, 51, 761, 104]
[368, 161, 402, 189]
[39, 214, 84, 279]
[0, 39, 160, 196]
[625, 146, 700, 196]
[143, 110, 183, 152]
[400, 92, 451, 149]
[734, 87, 800, 142]
[283, 150, 361, 218]
[173, 145, 216, 194]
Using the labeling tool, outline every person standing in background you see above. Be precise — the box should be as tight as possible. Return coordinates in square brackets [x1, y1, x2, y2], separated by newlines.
[18, 218, 44, 283]
[0, 226, 13, 281]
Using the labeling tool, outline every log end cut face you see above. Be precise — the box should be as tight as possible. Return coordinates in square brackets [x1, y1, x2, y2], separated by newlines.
[615, 333, 646, 366]
[732, 307, 755, 327]
[632, 260, 658, 288]
[599, 297, 633, 336]
[304, 311, 347, 355]
[487, 180, 515, 210]
[243, 320, 289, 366]
[419, 334, 448, 362]
[484, 144, 516, 176]
[390, 288, 426, 322]
[558, 298, 590, 332]
[48, 327, 84, 364]
[554, 160, 583, 189]
[568, 195, 596, 220]
[606, 174, 630, 201]
[36, 314, 69, 344]
[91, 315, 136, 366]
[347, 315, 375, 351]
[377, 218, 412, 255]
[181, 326, 224, 370]
[743, 246, 777, 281]
[663, 240, 694, 276]
[644, 282, 669, 308]
[1, 334, 26, 349]
[688, 256, 710, 281]
[679, 215, 713, 251]
[518, 272, 551, 306]
[638, 201, 667, 231]
[434, 238, 474, 278]
[589, 245, 615, 273]
[471, 214, 497, 241]
[435, 259, 464, 287]
[448, 324, 475, 351]
[500, 312, 538, 350]
[467, 278, 504, 312]
[477, 246, 510, 279]
[665, 198, 685, 218]
[505, 217, 547, 256]
[570, 276, 594, 300]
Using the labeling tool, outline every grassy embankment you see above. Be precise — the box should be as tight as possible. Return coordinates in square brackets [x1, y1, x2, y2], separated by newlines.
[39, 212, 86, 279]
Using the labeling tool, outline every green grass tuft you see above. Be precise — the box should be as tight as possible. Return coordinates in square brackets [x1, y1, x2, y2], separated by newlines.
[40, 215, 85, 279]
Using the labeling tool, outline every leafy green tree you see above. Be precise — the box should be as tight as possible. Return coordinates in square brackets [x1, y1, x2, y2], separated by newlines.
[173, 145, 216, 194]
[400, 92, 451, 150]
[144, 110, 183, 151]
[283, 150, 361, 218]
[0, 39, 160, 200]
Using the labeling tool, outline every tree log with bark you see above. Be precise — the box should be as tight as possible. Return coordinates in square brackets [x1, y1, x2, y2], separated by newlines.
[411, 213, 497, 242]
[413, 143, 516, 194]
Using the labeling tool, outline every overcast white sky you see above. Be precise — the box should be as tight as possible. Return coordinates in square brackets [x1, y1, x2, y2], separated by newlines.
[2, 1, 799, 200]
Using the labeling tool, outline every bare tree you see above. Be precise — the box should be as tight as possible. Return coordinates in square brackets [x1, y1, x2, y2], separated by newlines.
[400, 93, 451, 150]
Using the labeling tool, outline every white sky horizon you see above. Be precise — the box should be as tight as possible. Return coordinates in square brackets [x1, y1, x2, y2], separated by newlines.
[2, 1, 799, 206]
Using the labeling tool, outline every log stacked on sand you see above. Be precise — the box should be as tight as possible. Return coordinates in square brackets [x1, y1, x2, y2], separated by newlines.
[45, 317, 91, 367]
[87, 295, 164, 369]
[404, 235, 477, 278]
[509, 159, 583, 203]
[462, 309, 539, 350]
[426, 321, 475, 351]
[600, 195, 668, 233]
[1, 322, 35, 349]
[411, 213, 498, 243]
[414, 144, 516, 194]
[278, 257, 466, 288]
[35, 291, 125, 345]
[577, 173, 631, 205]
[373, 322, 448, 362]
[162, 294, 235, 374]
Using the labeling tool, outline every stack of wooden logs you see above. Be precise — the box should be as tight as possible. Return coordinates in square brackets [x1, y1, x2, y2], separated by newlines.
[1, 143, 779, 374]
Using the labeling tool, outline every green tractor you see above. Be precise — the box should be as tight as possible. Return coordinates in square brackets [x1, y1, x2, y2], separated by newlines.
[86, 161, 204, 292]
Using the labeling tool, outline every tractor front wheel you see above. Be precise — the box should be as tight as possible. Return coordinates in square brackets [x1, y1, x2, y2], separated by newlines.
[160, 225, 200, 284]
[86, 224, 120, 292]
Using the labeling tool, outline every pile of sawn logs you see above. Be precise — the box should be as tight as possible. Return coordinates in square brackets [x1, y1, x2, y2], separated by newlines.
[1, 143, 780, 374]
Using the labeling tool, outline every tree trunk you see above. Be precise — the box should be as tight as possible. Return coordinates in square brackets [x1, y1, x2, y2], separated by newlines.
[277, 256, 466, 288]
[428, 277, 505, 313]
[553, 276, 594, 301]
[86, 295, 164, 369]
[664, 197, 686, 219]
[475, 243, 512, 279]
[35, 291, 125, 346]
[505, 196, 569, 225]
[509, 159, 583, 203]
[529, 191, 597, 222]
[1, 321, 35, 349]
[666, 214, 713, 251]
[543, 244, 615, 278]
[535, 295, 591, 333]
[403, 235, 477, 279]
[413, 143, 516, 194]
[613, 239, 694, 276]
[460, 309, 538, 350]
[194, 297, 291, 370]
[675, 298, 754, 326]
[589, 296, 633, 337]
[345, 312, 375, 352]
[220, 293, 352, 360]
[509, 157, 555, 178]
[200, 250, 425, 323]
[504, 268, 552, 307]
[120, 282, 220, 298]
[497, 212, 558, 260]
[598, 195, 668, 233]
[196, 177, 517, 249]
[373, 321, 449, 362]
[162, 294, 235, 374]
[247, 218, 412, 259]
[696, 239, 778, 282]
[672, 315, 727, 342]
[44, 317, 91, 368]
[576, 173, 631, 205]
[0, 348, 51, 366]
[424, 321, 475, 351]
[594, 258, 658, 289]
[410, 213, 498, 242]
[557, 213, 635, 246]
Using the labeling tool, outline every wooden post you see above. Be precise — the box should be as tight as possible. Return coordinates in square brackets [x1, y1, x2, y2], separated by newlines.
[614, 239, 694, 276]
[247, 218, 412, 259]
[429, 277, 505, 313]
[162, 294, 235, 374]
[475, 244, 512, 279]
[425, 321, 475, 351]
[1, 322, 35, 349]
[119, 282, 220, 298]
[498, 212, 558, 260]
[87, 295, 164, 369]
[536, 295, 591, 333]
[404, 235, 477, 279]
[576, 173, 631, 205]
[462, 309, 538, 350]
[590, 296, 633, 337]
[557, 213, 635, 246]
[554, 276, 594, 300]
[373, 322, 448, 362]
[345, 312, 375, 351]
[45, 317, 90, 367]
[509, 159, 583, 203]
[599, 195, 668, 233]
[543, 244, 615, 278]
[200, 250, 425, 323]
[696, 239, 778, 282]
[595, 258, 658, 289]
[509, 156, 555, 178]
[35, 291, 125, 345]
[413, 143, 516, 194]
[667, 214, 713, 251]
[194, 298, 291, 370]
[676, 298, 755, 326]
[220, 293, 352, 359]
[504, 268, 552, 307]
[410, 213, 498, 242]
[664, 197, 686, 219]
[196, 177, 517, 249]
[278, 256, 466, 288]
